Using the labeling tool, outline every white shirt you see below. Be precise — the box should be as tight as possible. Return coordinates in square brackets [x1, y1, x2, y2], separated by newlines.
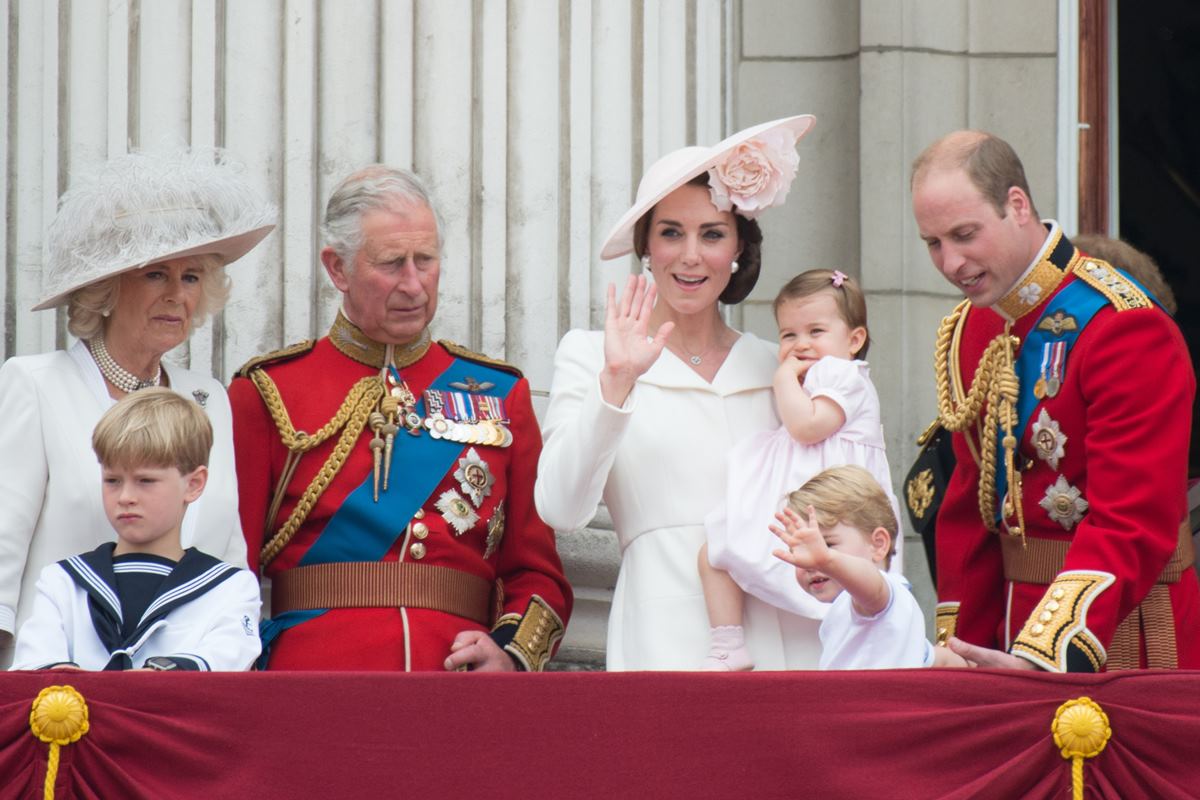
[819, 569, 933, 670]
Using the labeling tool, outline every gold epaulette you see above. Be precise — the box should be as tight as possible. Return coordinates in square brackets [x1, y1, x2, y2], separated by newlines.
[1074, 259, 1153, 311]
[439, 339, 523, 378]
[235, 339, 316, 378]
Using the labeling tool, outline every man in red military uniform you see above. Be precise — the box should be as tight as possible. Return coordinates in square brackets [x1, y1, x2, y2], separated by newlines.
[229, 166, 571, 671]
[910, 130, 1199, 671]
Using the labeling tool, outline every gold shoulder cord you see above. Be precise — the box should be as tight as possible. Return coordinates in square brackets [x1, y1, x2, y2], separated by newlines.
[933, 301, 1026, 537]
[250, 368, 385, 567]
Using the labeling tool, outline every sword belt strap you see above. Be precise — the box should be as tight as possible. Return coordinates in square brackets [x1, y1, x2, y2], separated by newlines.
[271, 562, 492, 626]
[999, 519, 1194, 585]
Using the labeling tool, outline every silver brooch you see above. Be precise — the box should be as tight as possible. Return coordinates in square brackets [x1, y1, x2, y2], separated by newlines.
[1039, 476, 1088, 530]
[192, 389, 209, 407]
[1031, 409, 1066, 469]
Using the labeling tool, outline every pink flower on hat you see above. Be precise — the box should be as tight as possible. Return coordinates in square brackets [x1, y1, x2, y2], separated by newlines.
[706, 128, 801, 219]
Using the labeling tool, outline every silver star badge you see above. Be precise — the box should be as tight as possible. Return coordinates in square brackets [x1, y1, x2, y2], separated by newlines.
[435, 488, 480, 536]
[454, 447, 495, 508]
[1039, 475, 1088, 530]
[1031, 409, 1067, 469]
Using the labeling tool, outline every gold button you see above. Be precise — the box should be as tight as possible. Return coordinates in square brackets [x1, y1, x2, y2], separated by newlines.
[1038, 611, 1052, 623]
[1052, 589, 1065, 600]
[412, 522, 429, 540]
[1031, 624, 1045, 635]
[409, 542, 426, 560]
[1046, 601, 1059, 612]
[414, 509, 426, 520]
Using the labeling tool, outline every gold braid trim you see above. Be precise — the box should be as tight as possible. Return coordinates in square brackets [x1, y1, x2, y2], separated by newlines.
[249, 368, 385, 566]
[933, 301, 1025, 535]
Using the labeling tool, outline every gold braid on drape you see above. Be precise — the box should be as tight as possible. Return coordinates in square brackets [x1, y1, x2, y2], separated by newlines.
[934, 301, 1026, 538]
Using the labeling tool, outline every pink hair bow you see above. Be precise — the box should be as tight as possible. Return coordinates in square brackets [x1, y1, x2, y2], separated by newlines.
[831, 270, 847, 287]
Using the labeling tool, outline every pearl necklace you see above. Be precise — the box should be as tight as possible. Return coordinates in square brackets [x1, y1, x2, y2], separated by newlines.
[88, 337, 162, 393]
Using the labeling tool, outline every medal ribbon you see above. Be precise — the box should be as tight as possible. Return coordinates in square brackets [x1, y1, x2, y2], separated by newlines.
[260, 355, 517, 655]
[994, 266, 1158, 521]
[302, 358, 517, 565]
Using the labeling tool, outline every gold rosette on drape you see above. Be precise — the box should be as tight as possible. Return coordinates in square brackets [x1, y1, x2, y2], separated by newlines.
[1051, 696, 1111, 800]
[29, 685, 90, 800]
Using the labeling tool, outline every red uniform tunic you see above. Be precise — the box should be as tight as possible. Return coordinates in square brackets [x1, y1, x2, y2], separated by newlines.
[935, 228, 1200, 671]
[229, 315, 571, 670]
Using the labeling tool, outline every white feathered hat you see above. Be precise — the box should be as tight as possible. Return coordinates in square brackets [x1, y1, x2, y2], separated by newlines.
[33, 148, 277, 311]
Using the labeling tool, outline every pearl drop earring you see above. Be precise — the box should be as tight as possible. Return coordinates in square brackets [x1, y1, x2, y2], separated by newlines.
[641, 254, 651, 271]
[730, 260, 740, 274]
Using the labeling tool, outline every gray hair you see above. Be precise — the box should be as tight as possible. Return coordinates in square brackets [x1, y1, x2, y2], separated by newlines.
[67, 253, 228, 341]
[321, 165, 444, 270]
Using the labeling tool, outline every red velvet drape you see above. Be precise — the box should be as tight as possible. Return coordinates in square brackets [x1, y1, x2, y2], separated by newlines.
[2, 670, 1198, 799]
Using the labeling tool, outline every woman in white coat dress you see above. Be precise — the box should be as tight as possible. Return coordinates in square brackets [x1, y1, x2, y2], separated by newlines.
[535, 117, 822, 670]
[0, 149, 275, 668]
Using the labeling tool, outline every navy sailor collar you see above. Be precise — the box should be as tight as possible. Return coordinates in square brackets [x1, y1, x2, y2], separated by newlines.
[59, 543, 238, 666]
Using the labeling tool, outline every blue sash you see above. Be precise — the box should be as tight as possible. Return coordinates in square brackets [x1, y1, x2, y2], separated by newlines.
[992, 269, 1157, 522]
[260, 355, 517, 659]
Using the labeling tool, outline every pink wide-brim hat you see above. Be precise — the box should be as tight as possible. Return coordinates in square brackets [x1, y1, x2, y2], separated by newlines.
[599, 114, 816, 260]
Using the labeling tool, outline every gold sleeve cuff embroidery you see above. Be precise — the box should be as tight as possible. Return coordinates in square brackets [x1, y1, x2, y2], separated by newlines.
[935, 603, 959, 646]
[1011, 570, 1115, 672]
[502, 595, 565, 672]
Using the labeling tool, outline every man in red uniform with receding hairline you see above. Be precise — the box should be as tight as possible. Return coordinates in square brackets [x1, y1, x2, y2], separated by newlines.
[910, 130, 1199, 672]
[229, 165, 571, 671]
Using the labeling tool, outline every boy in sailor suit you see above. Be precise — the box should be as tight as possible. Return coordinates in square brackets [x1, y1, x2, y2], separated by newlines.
[10, 388, 261, 671]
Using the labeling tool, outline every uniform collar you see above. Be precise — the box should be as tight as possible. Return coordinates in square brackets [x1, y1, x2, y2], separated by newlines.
[328, 308, 432, 368]
[993, 221, 1080, 322]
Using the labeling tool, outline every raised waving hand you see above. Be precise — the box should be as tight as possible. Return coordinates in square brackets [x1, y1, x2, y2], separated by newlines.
[599, 274, 674, 406]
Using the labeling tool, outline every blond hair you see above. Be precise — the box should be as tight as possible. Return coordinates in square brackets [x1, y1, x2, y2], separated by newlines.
[773, 269, 871, 359]
[92, 387, 213, 474]
[786, 465, 897, 568]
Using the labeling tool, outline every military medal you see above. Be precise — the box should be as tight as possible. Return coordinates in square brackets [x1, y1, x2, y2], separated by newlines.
[388, 366, 424, 436]
[435, 488, 480, 535]
[422, 390, 452, 439]
[1031, 409, 1066, 469]
[1036, 341, 1066, 400]
[1045, 341, 1065, 398]
[484, 501, 505, 559]
[455, 448, 495, 507]
[423, 388, 513, 448]
[1039, 475, 1088, 530]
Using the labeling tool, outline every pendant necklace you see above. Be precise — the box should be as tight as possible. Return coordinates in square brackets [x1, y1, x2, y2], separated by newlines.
[677, 338, 717, 366]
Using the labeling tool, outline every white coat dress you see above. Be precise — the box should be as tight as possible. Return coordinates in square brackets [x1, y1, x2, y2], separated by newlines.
[535, 329, 821, 670]
[0, 340, 247, 666]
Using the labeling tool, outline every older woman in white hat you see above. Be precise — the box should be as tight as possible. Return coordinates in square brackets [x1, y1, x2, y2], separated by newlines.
[536, 117, 822, 670]
[0, 149, 275, 667]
